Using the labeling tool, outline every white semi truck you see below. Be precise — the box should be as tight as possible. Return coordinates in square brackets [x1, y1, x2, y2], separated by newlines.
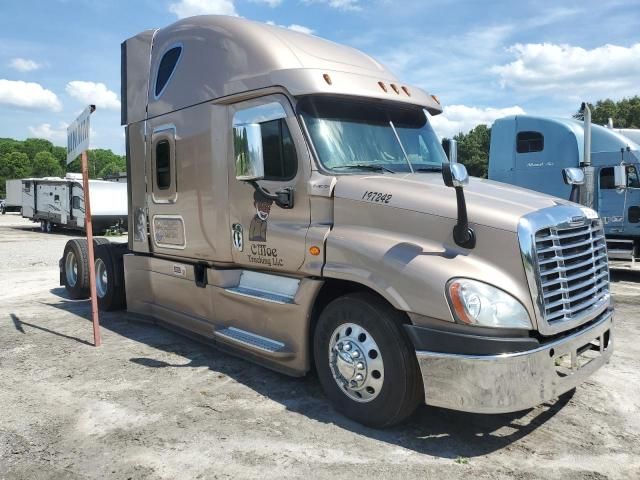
[22, 174, 127, 233]
[60, 16, 613, 427]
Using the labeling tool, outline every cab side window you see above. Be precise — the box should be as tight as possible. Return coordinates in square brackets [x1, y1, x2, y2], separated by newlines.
[260, 119, 297, 180]
[627, 166, 640, 188]
[232, 99, 298, 181]
[516, 131, 544, 153]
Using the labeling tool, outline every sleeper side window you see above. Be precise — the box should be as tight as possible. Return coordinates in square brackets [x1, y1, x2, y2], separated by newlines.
[156, 140, 171, 190]
[516, 131, 544, 153]
[600, 167, 615, 189]
[151, 127, 177, 203]
[155, 46, 182, 98]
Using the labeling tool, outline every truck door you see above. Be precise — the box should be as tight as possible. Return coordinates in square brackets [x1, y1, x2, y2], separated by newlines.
[228, 94, 311, 272]
[598, 166, 625, 234]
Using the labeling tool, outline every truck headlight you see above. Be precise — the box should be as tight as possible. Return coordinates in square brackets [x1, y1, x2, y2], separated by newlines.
[446, 278, 532, 329]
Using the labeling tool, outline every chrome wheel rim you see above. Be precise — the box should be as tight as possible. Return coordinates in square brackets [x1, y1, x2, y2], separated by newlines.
[95, 258, 108, 298]
[328, 323, 384, 403]
[65, 251, 78, 287]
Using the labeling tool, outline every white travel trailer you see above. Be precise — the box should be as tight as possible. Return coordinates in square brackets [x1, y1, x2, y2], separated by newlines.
[22, 173, 127, 233]
[2, 179, 23, 214]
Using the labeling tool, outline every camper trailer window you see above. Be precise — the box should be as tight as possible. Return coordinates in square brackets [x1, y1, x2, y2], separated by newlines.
[261, 119, 297, 180]
[156, 140, 171, 190]
[516, 131, 544, 153]
[72, 196, 81, 209]
[23, 183, 30, 192]
[155, 46, 182, 98]
[54, 195, 60, 201]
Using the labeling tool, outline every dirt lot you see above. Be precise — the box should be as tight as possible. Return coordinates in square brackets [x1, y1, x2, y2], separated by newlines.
[1, 213, 639, 480]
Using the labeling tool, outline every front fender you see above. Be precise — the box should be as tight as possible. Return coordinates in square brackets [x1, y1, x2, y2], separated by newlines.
[323, 223, 535, 327]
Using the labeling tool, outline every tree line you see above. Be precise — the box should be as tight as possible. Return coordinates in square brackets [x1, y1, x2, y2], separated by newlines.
[454, 96, 640, 178]
[0, 137, 125, 197]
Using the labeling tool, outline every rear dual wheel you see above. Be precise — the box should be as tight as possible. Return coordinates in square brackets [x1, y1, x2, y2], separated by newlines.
[313, 292, 424, 428]
[94, 243, 126, 311]
[61, 238, 115, 300]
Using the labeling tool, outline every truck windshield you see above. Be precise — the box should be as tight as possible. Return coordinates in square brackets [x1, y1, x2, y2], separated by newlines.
[298, 96, 447, 173]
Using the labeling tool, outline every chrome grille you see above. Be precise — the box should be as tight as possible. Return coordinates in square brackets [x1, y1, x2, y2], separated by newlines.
[534, 219, 610, 326]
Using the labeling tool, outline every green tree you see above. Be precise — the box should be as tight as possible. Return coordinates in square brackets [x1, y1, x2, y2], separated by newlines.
[20, 138, 53, 161]
[32, 151, 63, 177]
[574, 96, 640, 128]
[0, 151, 31, 179]
[455, 124, 491, 178]
[98, 161, 123, 178]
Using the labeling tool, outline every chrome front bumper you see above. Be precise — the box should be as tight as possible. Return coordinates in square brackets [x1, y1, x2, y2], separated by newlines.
[416, 309, 613, 413]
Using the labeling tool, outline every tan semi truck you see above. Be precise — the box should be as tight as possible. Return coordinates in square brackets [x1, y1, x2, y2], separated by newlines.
[60, 16, 613, 427]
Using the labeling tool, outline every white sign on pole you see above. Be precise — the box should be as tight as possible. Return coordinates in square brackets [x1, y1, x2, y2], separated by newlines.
[66, 105, 95, 164]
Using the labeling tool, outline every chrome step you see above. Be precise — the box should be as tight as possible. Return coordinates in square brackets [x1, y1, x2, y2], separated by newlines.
[214, 327, 291, 357]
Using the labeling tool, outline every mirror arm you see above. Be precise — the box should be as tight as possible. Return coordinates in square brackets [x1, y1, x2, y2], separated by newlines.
[569, 184, 581, 203]
[248, 181, 295, 209]
[453, 186, 476, 249]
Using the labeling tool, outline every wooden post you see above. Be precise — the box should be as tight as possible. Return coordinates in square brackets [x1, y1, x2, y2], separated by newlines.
[81, 150, 101, 347]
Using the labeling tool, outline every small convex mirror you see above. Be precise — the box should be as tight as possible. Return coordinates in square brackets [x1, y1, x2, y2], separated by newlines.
[562, 167, 585, 186]
[614, 165, 627, 189]
[233, 124, 265, 181]
[442, 162, 469, 188]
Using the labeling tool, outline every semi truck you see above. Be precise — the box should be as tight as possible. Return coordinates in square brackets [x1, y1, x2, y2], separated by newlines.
[489, 111, 640, 266]
[60, 15, 613, 427]
[22, 173, 127, 233]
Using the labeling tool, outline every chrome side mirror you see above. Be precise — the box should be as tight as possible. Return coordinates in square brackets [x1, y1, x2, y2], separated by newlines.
[614, 165, 627, 189]
[441, 162, 475, 249]
[442, 162, 469, 188]
[233, 124, 265, 181]
[562, 167, 585, 186]
[442, 138, 458, 163]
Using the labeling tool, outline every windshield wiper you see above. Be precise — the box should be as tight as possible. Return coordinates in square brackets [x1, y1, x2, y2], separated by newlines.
[415, 165, 443, 172]
[333, 164, 397, 173]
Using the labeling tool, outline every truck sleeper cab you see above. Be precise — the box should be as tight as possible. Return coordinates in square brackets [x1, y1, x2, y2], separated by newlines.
[62, 16, 613, 428]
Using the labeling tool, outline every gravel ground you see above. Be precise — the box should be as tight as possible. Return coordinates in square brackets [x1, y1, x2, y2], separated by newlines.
[1, 213, 639, 480]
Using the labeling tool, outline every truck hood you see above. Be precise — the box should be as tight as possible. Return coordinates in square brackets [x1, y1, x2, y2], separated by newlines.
[333, 173, 570, 232]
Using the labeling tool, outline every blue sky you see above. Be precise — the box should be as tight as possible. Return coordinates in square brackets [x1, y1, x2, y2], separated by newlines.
[0, 0, 639, 154]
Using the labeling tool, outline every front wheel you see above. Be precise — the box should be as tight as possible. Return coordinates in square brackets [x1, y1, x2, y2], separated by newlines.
[313, 292, 423, 428]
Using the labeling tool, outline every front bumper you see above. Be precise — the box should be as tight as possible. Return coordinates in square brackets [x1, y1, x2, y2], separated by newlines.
[416, 309, 613, 413]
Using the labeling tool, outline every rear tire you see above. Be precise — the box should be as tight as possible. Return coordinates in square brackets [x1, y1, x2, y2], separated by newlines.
[45, 221, 53, 233]
[62, 239, 89, 299]
[94, 243, 126, 311]
[313, 292, 423, 428]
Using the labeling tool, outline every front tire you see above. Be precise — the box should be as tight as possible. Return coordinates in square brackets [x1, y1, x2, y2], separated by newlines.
[313, 292, 423, 428]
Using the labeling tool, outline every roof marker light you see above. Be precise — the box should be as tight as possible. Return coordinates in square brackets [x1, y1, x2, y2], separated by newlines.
[323, 73, 332, 85]
[390, 83, 400, 94]
[378, 81, 387, 92]
[430, 94, 440, 104]
[401, 86, 411, 96]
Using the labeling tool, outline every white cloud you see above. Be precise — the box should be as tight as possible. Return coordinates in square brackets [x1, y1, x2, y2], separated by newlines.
[169, 0, 237, 18]
[251, 0, 282, 6]
[493, 42, 640, 99]
[28, 122, 68, 142]
[266, 20, 314, 34]
[430, 104, 526, 139]
[0, 79, 62, 112]
[66, 81, 121, 110]
[9, 58, 41, 72]
[303, 0, 360, 11]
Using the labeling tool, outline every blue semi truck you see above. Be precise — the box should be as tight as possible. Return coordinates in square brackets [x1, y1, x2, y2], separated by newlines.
[488, 109, 640, 266]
